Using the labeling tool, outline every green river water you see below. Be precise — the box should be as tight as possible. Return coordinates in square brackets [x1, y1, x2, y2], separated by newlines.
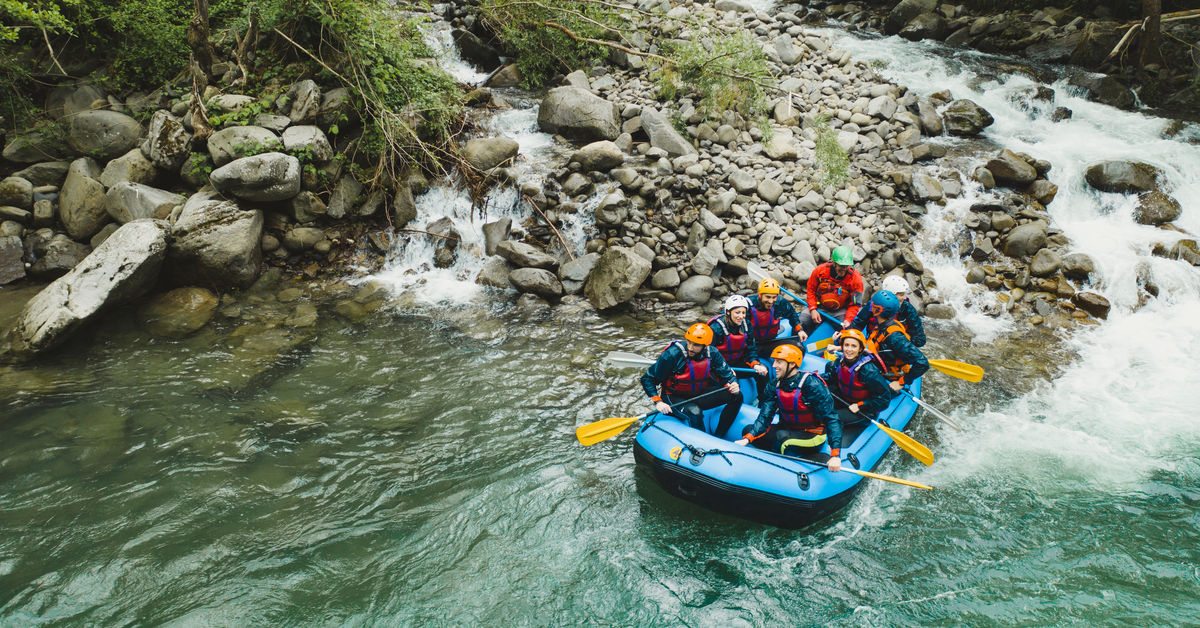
[1, 289, 1197, 626]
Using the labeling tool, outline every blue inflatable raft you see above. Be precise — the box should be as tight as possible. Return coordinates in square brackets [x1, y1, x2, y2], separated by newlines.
[633, 321, 923, 529]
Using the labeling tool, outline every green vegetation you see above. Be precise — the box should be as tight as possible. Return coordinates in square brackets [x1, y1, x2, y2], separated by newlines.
[655, 32, 773, 127]
[478, 0, 621, 88]
[812, 114, 849, 188]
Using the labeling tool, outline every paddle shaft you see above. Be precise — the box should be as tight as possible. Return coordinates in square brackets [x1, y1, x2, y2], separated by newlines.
[828, 391, 934, 465]
[901, 388, 963, 431]
[782, 453, 932, 490]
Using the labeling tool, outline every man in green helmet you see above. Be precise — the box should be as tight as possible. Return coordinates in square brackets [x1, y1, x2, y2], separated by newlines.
[799, 245, 864, 333]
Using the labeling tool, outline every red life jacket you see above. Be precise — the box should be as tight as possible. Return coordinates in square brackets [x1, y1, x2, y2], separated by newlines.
[708, 314, 749, 366]
[749, 302, 780, 342]
[837, 354, 882, 402]
[661, 341, 712, 395]
[866, 319, 912, 381]
[776, 373, 821, 430]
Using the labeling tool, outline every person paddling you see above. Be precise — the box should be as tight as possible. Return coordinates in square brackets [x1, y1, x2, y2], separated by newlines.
[641, 323, 744, 439]
[736, 344, 842, 472]
[848, 291, 929, 392]
[748, 278, 805, 359]
[824, 329, 894, 426]
[710, 295, 769, 395]
[849, 275, 926, 347]
[800, 245, 864, 333]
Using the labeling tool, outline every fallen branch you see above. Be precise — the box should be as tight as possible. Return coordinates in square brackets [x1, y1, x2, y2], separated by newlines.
[522, 192, 576, 262]
[40, 28, 67, 76]
[399, 228, 460, 241]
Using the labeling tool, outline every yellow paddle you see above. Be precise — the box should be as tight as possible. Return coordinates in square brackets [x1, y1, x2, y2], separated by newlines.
[829, 392, 934, 465]
[928, 359, 984, 383]
[576, 413, 650, 446]
[785, 455, 932, 490]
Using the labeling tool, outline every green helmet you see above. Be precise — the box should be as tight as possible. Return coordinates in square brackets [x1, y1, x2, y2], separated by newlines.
[831, 245, 854, 266]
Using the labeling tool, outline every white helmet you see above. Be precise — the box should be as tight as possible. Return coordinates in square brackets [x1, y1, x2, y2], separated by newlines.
[724, 294, 751, 312]
[881, 275, 909, 295]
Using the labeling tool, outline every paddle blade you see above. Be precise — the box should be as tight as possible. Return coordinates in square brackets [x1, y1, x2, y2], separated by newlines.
[806, 337, 832, 352]
[605, 351, 654, 368]
[844, 468, 932, 490]
[872, 420, 934, 466]
[576, 415, 644, 446]
[746, 261, 769, 282]
[929, 359, 984, 383]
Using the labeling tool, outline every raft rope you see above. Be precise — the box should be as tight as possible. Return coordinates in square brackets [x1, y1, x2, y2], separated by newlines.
[645, 421, 827, 474]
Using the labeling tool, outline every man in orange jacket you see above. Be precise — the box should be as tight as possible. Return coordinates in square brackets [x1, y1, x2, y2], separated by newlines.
[799, 245, 864, 333]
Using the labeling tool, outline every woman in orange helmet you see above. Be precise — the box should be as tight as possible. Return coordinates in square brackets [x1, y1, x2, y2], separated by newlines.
[736, 343, 842, 471]
[824, 329, 895, 426]
[641, 323, 744, 438]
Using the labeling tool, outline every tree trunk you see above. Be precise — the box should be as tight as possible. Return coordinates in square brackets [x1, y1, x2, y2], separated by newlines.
[187, 0, 214, 82]
[1138, 0, 1164, 73]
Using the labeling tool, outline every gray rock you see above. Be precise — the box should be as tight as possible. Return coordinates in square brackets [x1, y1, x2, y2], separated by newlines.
[709, 188, 736, 215]
[764, 132, 800, 160]
[510, 268, 563, 299]
[1072, 292, 1110, 319]
[105, 182, 184, 223]
[452, 29, 502, 71]
[291, 191, 326, 222]
[326, 174, 363, 219]
[986, 149, 1037, 185]
[33, 199, 54, 227]
[497, 240, 557, 270]
[139, 286, 219, 338]
[476, 256, 512, 288]
[1061, 253, 1095, 280]
[463, 137, 519, 171]
[911, 173, 944, 201]
[141, 110, 192, 170]
[796, 190, 825, 212]
[287, 80, 321, 125]
[924, 303, 955, 319]
[1133, 191, 1181, 225]
[0, 177, 33, 209]
[639, 107, 697, 157]
[558, 252, 600, 282]
[393, 182, 417, 228]
[562, 172, 592, 196]
[916, 99, 944, 135]
[899, 12, 948, 41]
[942, 99, 994, 136]
[483, 218, 512, 256]
[3, 128, 69, 163]
[570, 140, 624, 171]
[46, 84, 105, 119]
[170, 195, 263, 287]
[209, 94, 255, 113]
[676, 275, 715, 303]
[13, 161, 70, 187]
[0, 206, 30, 223]
[729, 170, 757, 194]
[538, 87, 620, 141]
[713, 0, 752, 11]
[1084, 160, 1161, 193]
[0, 235, 25, 284]
[699, 209, 726, 233]
[281, 125, 334, 163]
[99, 148, 156, 188]
[10, 220, 168, 357]
[594, 191, 628, 227]
[758, 179, 784, 204]
[179, 153, 213, 189]
[207, 126, 282, 167]
[64, 111, 143, 162]
[1003, 223, 1047, 258]
[488, 64, 522, 88]
[1030, 248, 1062, 277]
[318, 87, 354, 130]
[253, 113, 292, 133]
[89, 223, 120, 249]
[651, 267, 681, 289]
[1026, 179, 1059, 205]
[210, 152, 302, 202]
[59, 158, 109, 240]
[583, 246, 651, 309]
[885, 0, 937, 34]
[282, 227, 327, 251]
[27, 235, 90, 276]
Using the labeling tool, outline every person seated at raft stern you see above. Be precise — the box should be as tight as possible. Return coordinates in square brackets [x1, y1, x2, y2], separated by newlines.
[709, 295, 770, 395]
[735, 344, 842, 472]
[848, 275, 926, 348]
[641, 323, 744, 439]
[748, 277, 805, 359]
[799, 245, 865, 334]
[843, 290, 929, 393]
[823, 329, 895, 426]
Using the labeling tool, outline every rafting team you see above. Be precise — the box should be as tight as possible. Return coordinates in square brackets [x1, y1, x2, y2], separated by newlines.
[641, 246, 929, 473]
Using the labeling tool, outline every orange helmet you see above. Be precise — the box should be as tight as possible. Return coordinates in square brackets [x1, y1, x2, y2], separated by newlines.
[758, 278, 780, 295]
[684, 323, 713, 345]
[840, 329, 867, 351]
[770, 343, 805, 367]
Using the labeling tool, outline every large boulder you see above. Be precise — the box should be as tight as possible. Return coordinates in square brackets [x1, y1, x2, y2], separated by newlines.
[141, 110, 192, 170]
[0, 235, 24, 284]
[1072, 292, 1111, 319]
[207, 126, 282, 167]
[570, 140, 624, 171]
[3, 128, 69, 163]
[558, 252, 599, 294]
[676, 275, 715, 303]
[1061, 253, 1095, 280]
[106, 182, 185, 223]
[45, 83, 106, 119]
[463, 137, 519, 171]
[899, 12, 948, 41]
[286, 80, 321, 125]
[583, 245, 651, 310]
[986, 149, 1037, 185]
[169, 193, 263, 288]
[210, 152, 302, 202]
[67, 110, 143, 161]
[942, 99, 994, 136]
[496, 240, 557, 270]
[9, 220, 168, 358]
[1084, 161, 1161, 194]
[639, 107, 697, 157]
[452, 29, 502, 71]
[59, 158, 110, 240]
[281, 125, 334, 163]
[98, 148, 156, 188]
[1003, 223, 1047, 258]
[139, 286, 219, 338]
[1134, 191, 1181, 225]
[884, 0, 937, 34]
[509, 268, 564, 300]
[537, 87, 620, 141]
[14, 161, 71, 187]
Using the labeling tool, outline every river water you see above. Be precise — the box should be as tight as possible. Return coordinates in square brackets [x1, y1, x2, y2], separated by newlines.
[3, 17, 1200, 628]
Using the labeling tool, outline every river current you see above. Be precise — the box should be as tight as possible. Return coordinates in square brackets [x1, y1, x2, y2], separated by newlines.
[2, 14, 1199, 628]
